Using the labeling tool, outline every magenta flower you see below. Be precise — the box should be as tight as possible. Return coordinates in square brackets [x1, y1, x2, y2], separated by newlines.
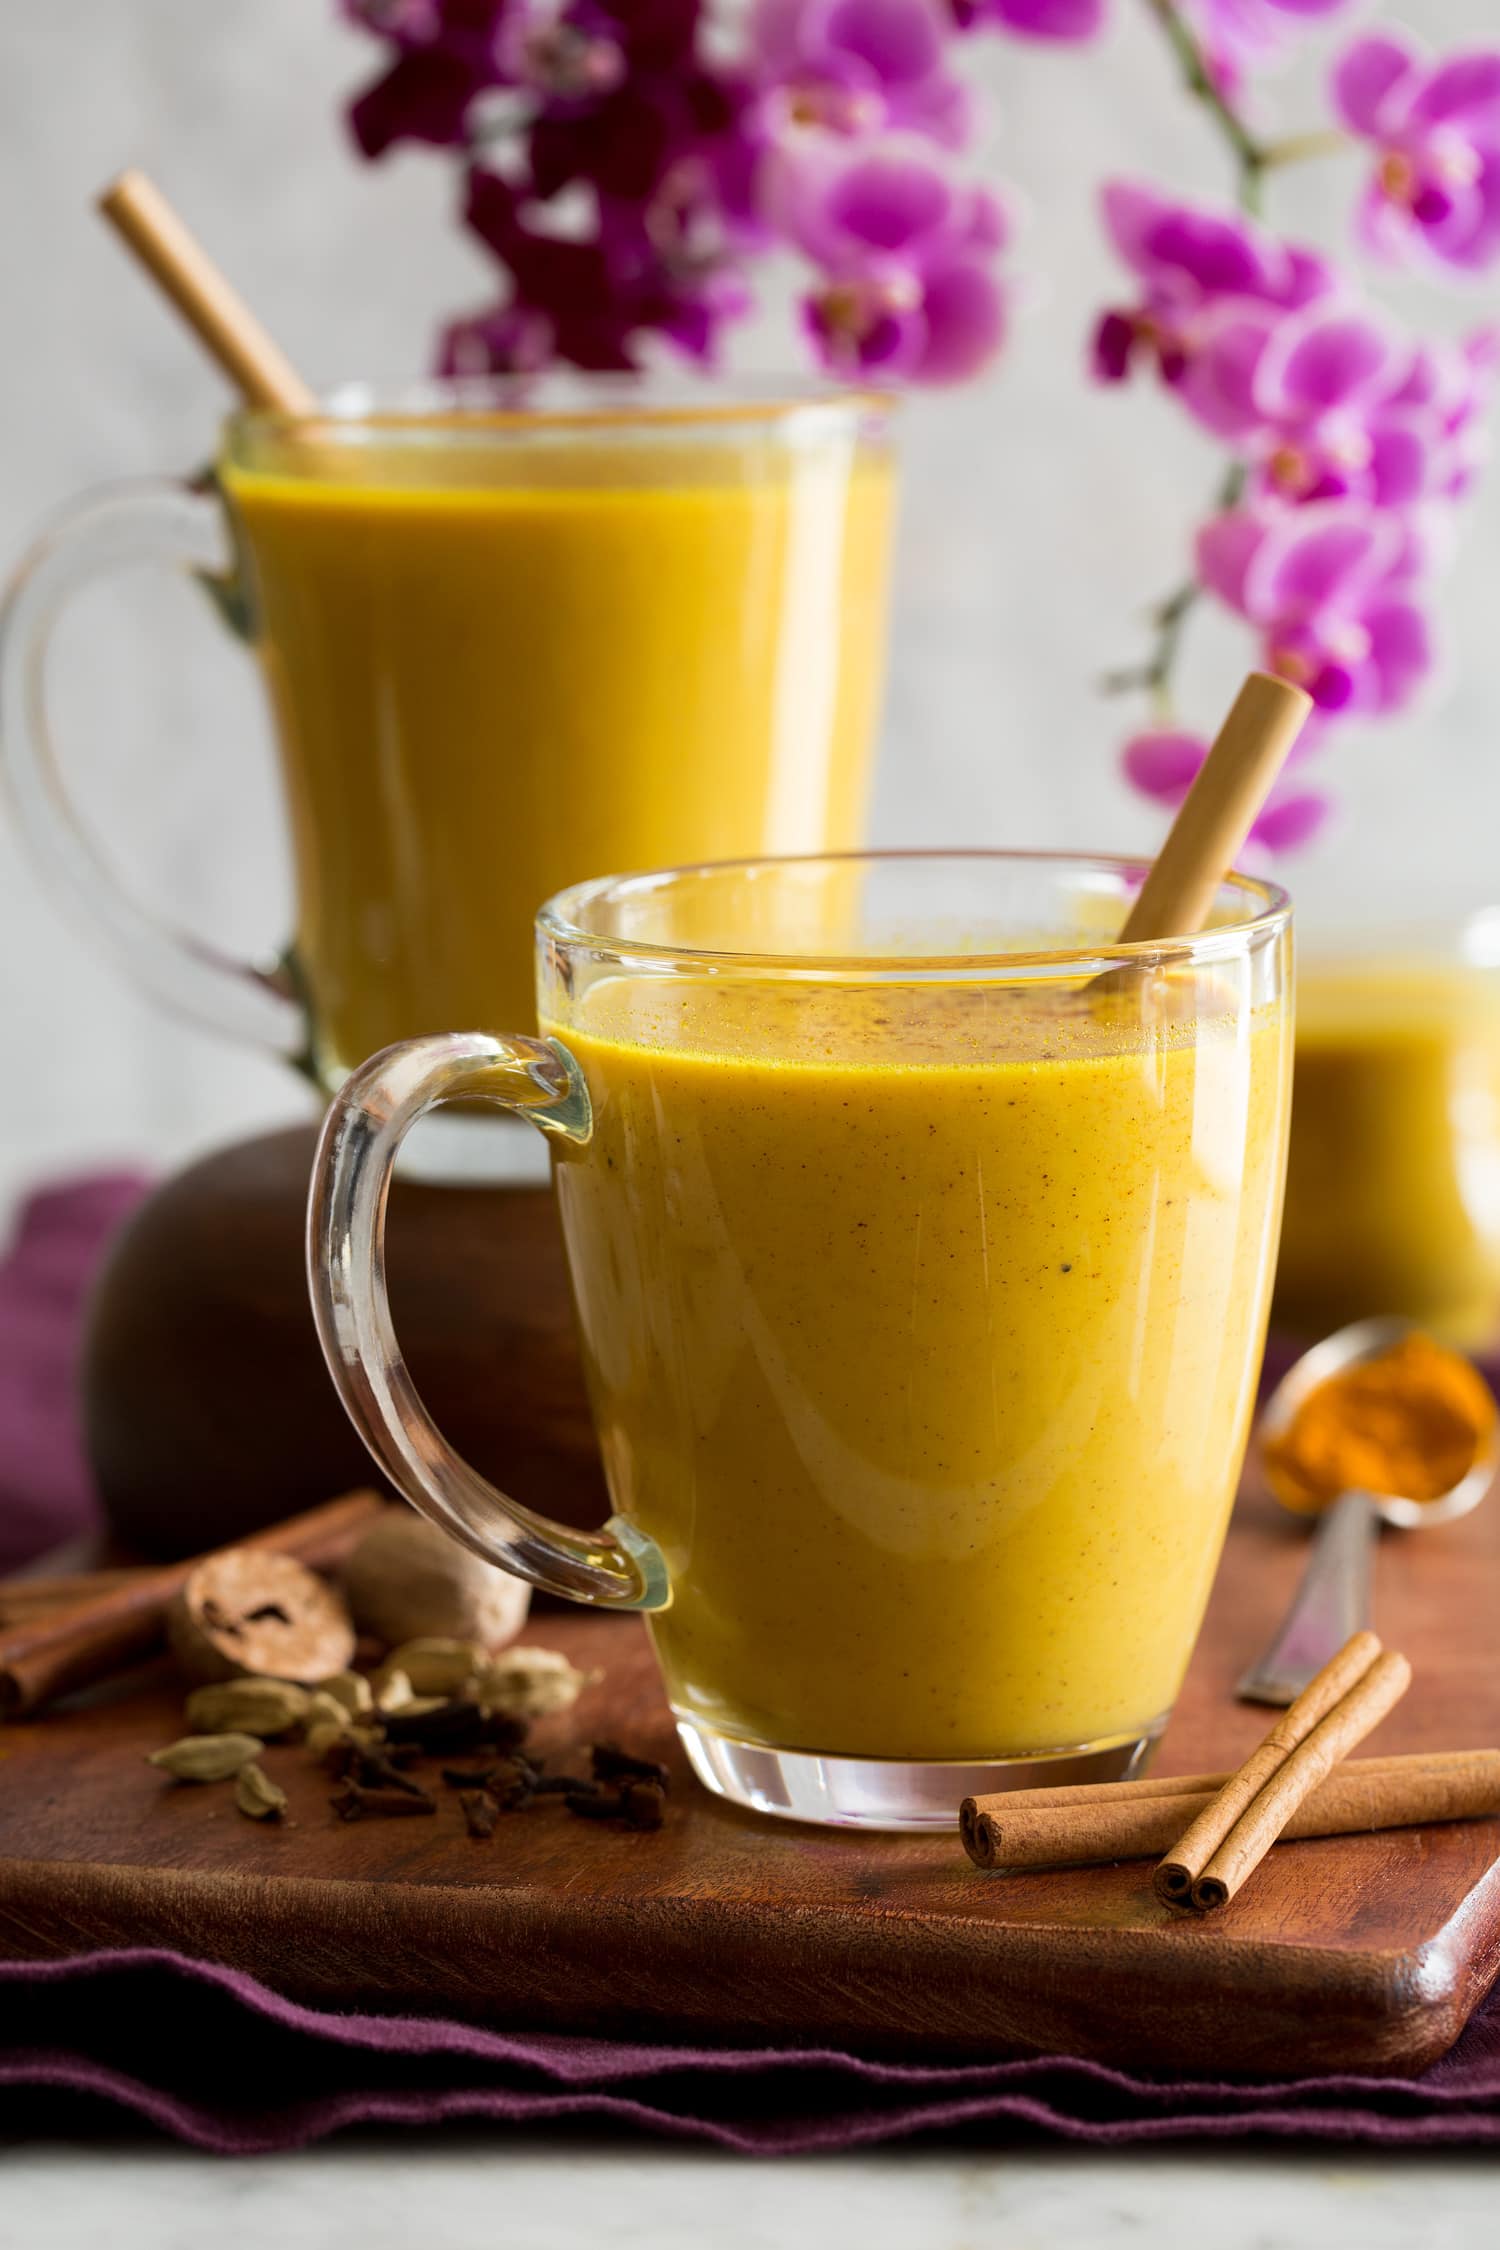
[344, 0, 512, 155]
[1181, 0, 1356, 98]
[1122, 729, 1331, 855]
[764, 130, 1008, 378]
[1197, 502, 1434, 718]
[1092, 182, 1334, 390]
[958, 0, 1105, 38]
[1332, 33, 1500, 274]
[751, 0, 970, 146]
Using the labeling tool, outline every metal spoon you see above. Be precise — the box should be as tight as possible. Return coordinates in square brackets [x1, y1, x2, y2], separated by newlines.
[1237, 1317, 1498, 1706]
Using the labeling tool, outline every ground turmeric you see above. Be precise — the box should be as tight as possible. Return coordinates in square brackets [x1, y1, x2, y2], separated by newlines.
[1263, 1332, 1497, 1511]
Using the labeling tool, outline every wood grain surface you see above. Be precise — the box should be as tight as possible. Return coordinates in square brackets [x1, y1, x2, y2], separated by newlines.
[2, 1482, 1498, 2076]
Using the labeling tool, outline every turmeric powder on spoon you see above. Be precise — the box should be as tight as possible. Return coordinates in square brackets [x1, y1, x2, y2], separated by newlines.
[1264, 1332, 1497, 1513]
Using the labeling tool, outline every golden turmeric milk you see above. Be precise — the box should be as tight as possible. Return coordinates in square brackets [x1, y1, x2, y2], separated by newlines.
[221, 421, 893, 1087]
[1276, 960, 1500, 1345]
[549, 974, 1291, 1760]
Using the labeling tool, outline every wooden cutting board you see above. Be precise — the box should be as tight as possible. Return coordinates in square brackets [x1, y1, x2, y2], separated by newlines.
[2, 1483, 1498, 2077]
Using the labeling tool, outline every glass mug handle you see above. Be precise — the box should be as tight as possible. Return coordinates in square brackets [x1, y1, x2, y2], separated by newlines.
[0, 479, 303, 1056]
[307, 1030, 670, 1611]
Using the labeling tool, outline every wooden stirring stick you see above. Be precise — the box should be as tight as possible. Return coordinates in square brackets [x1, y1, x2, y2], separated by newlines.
[98, 169, 316, 414]
[1119, 671, 1312, 945]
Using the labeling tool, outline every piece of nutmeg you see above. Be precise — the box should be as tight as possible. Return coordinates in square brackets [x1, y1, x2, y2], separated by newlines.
[166, 1550, 356, 1685]
[341, 1508, 531, 1653]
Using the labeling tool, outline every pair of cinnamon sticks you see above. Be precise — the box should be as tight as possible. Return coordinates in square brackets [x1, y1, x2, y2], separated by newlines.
[963, 1632, 1498, 1910]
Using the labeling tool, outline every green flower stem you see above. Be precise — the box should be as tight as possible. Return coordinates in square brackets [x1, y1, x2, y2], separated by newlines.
[1140, 0, 1268, 183]
[1125, 4, 1270, 718]
[1262, 128, 1352, 170]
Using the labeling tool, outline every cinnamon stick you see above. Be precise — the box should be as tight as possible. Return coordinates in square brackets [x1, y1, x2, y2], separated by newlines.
[961, 1750, 1500, 1871]
[0, 1491, 384, 1717]
[1152, 1629, 1387, 1906]
[1153, 1633, 1411, 1911]
[0, 1569, 151, 1624]
[1186, 1649, 1411, 1909]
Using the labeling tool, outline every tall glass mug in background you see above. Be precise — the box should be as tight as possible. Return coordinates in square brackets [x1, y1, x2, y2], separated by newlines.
[308, 852, 1294, 1828]
[1275, 914, 1500, 1348]
[1, 381, 894, 1105]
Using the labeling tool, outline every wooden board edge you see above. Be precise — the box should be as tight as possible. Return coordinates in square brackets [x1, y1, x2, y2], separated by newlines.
[1, 1855, 1494, 2079]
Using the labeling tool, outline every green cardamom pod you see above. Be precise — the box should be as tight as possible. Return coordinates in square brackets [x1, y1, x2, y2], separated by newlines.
[374, 1667, 414, 1714]
[380, 1640, 481, 1698]
[185, 1680, 310, 1738]
[321, 1670, 374, 1716]
[147, 1733, 264, 1782]
[474, 1647, 598, 1719]
[234, 1761, 289, 1821]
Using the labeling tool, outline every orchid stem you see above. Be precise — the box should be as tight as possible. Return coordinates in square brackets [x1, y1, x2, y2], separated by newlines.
[1140, 0, 1268, 181]
[1129, 4, 1264, 725]
[1262, 128, 1351, 170]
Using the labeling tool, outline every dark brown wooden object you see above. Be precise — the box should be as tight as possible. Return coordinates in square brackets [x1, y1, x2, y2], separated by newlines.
[2, 1483, 1498, 2076]
[83, 1125, 606, 1556]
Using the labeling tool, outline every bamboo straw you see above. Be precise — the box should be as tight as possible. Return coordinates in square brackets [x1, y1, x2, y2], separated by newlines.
[98, 169, 316, 415]
[1118, 671, 1312, 945]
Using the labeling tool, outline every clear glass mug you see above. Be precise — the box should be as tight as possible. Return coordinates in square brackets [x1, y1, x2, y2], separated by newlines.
[1275, 912, 1500, 1348]
[308, 851, 1294, 1829]
[1, 378, 895, 1108]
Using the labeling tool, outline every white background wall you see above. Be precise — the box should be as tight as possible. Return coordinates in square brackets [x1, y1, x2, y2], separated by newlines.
[3, 0, 1497, 1217]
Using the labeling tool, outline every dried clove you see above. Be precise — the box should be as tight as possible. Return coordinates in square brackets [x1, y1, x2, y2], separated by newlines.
[560, 1779, 666, 1829]
[329, 1779, 438, 1822]
[591, 1742, 671, 1792]
[458, 1789, 501, 1840]
[439, 1762, 502, 1790]
[564, 1786, 626, 1821]
[381, 1698, 528, 1753]
[620, 1780, 667, 1831]
[487, 1755, 539, 1811]
[530, 1773, 598, 1798]
[355, 1749, 433, 1801]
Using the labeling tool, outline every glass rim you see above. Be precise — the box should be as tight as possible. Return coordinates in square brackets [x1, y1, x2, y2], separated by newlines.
[538, 849, 1292, 976]
[226, 374, 893, 450]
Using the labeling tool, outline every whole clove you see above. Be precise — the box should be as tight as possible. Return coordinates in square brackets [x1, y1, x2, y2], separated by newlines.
[560, 1778, 666, 1829]
[564, 1786, 625, 1821]
[620, 1779, 667, 1831]
[458, 1788, 500, 1840]
[591, 1742, 671, 1792]
[381, 1698, 529, 1753]
[487, 1754, 540, 1811]
[531, 1772, 597, 1798]
[351, 1747, 432, 1800]
[329, 1778, 438, 1822]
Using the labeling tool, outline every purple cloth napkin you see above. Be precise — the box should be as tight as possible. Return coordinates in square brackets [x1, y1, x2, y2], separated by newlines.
[3, 1175, 1500, 2152]
[4, 1950, 1500, 2154]
[0, 1173, 146, 1574]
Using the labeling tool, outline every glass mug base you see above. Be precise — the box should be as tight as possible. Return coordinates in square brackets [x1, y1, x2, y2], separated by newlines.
[673, 1709, 1170, 1832]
